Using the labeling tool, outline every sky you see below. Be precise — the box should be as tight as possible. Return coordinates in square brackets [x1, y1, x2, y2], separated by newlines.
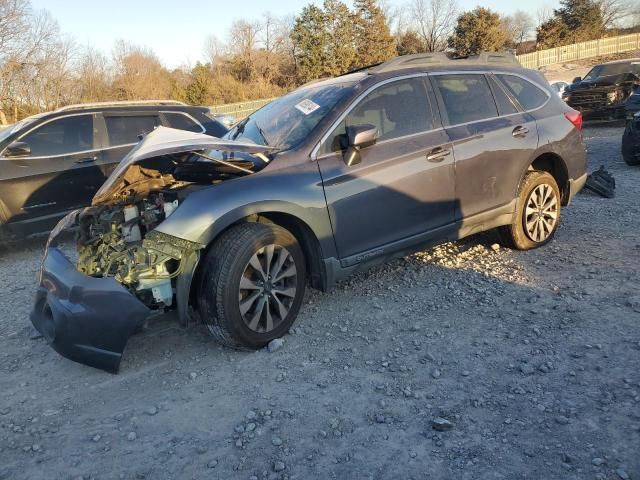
[31, 0, 559, 68]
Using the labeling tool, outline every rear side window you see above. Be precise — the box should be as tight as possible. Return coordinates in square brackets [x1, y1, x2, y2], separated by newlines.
[19, 115, 93, 156]
[323, 77, 435, 153]
[497, 75, 548, 111]
[433, 74, 498, 125]
[105, 115, 158, 146]
[163, 112, 204, 133]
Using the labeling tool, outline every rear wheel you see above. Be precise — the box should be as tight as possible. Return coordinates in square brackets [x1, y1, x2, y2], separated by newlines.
[197, 222, 306, 350]
[499, 171, 561, 250]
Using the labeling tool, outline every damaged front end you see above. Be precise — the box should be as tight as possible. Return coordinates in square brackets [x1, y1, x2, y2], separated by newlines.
[565, 72, 640, 121]
[30, 127, 277, 372]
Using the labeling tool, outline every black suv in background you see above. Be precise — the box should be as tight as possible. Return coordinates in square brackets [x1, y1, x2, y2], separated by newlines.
[0, 101, 228, 241]
[32, 53, 588, 372]
[564, 58, 640, 121]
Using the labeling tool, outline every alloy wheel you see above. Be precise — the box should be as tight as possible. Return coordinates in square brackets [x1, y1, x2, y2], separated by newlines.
[524, 183, 559, 243]
[238, 244, 297, 333]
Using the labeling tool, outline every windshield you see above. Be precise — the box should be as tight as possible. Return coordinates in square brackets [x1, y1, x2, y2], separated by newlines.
[583, 62, 640, 80]
[0, 118, 36, 144]
[224, 82, 354, 150]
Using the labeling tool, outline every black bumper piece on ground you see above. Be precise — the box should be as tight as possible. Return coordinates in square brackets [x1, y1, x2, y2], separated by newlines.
[30, 247, 150, 373]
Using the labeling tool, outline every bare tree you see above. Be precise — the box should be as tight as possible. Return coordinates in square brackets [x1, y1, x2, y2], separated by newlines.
[503, 11, 535, 50]
[410, 0, 458, 52]
[598, 0, 634, 29]
[203, 34, 227, 67]
[111, 40, 172, 100]
[536, 4, 555, 26]
[76, 46, 112, 102]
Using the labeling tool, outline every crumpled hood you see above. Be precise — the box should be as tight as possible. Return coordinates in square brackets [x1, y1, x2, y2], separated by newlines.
[93, 126, 277, 206]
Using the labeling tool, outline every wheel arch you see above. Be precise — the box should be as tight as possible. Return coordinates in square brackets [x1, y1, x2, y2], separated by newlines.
[526, 152, 570, 205]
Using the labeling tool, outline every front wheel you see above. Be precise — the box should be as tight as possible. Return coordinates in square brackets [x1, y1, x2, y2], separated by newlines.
[499, 171, 561, 251]
[197, 222, 306, 350]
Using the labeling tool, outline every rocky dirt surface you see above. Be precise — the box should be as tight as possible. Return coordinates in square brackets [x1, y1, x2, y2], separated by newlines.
[1, 126, 639, 480]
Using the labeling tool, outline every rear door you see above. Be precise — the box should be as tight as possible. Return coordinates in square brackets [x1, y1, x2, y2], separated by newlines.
[431, 73, 539, 220]
[316, 75, 456, 262]
[0, 113, 102, 228]
[98, 112, 161, 176]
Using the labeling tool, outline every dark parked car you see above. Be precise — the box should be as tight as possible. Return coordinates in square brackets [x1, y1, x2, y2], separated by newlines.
[563, 58, 640, 121]
[625, 90, 640, 120]
[31, 52, 588, 372]
[622, 112, 640, 165]
[0, 101, 228, 241]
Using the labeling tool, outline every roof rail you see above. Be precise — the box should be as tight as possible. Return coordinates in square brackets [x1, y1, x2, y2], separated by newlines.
[369, 51, 521, 74]
[56, 100, 187, 112]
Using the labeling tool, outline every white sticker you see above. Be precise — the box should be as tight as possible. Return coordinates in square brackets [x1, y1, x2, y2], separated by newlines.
[295, 99, 320, 115]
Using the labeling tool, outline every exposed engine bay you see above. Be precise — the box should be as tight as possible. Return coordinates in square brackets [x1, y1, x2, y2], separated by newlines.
[75, 148, 266, 310]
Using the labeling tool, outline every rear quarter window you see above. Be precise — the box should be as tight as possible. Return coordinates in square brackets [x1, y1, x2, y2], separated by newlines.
[497, 75, 549, 111]
[163, 112, 204, 133]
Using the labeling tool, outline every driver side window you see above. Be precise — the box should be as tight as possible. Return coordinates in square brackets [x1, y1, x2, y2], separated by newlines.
[19, 115, 93, 157]
[321, 77, 434, 154]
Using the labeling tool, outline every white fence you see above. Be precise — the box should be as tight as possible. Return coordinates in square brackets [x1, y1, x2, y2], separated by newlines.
[516, 33, 640, 69]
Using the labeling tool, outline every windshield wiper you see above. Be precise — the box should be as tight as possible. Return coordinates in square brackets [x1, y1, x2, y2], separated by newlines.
[255, 122, 269, 146]
[231, 117, 250, 140]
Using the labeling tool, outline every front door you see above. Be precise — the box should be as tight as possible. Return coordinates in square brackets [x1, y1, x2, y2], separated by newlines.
[316, 76, 456, 263]
[0, 113, 103, 230]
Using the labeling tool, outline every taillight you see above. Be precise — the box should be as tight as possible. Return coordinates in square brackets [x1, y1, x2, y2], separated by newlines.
[564, 109, 583, 131]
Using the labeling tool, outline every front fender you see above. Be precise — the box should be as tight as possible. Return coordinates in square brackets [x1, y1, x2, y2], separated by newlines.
[155, 162, 337, 258]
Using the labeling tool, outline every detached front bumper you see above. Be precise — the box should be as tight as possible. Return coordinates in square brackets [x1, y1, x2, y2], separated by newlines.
[30, 247, 150, 373]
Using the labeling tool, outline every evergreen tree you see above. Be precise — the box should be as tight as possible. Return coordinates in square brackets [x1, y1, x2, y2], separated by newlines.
[353, 0, 396, 67]
[323, 0, 358, 76]
[396, 31, 427, 56]
[291, 4, 329, 83]
[448, 7, 508, 56]
[536, 0, 604, 47]
[184, 63, 212, 105]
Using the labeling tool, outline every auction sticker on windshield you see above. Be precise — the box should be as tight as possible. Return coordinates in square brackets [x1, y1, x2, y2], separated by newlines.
[295, 99, 320, 115]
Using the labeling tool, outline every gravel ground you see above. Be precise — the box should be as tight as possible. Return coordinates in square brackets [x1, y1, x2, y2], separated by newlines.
[1, 125, 639, 480]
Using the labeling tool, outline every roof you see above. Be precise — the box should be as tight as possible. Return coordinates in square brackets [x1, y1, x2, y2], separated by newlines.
[56, 100, 187, 112]
[368, 52, 521, 74]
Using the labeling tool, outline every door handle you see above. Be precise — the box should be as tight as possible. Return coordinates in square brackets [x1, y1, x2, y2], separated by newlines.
[512, 126, 529, 138]
[75, 155, 97, 164]
[426, 147, 450, 163]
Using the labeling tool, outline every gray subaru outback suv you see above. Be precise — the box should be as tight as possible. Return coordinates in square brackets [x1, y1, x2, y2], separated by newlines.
[31, 52, 587, 372]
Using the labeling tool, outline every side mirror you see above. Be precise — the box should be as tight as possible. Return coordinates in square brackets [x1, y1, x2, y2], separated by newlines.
[572, 76, 582, 84]
[342, 124, 378, 167]
[5, 141, 31, 157]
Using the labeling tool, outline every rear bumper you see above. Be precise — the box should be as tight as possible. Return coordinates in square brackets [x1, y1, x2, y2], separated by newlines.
[30, 247, 150, 373]
[568, 173, 588, 203]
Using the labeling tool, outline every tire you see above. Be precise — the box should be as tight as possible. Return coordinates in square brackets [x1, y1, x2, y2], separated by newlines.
[498, 171, 561, 251]
[622, 122, 640, 166]
[197, 222, 306, 350]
